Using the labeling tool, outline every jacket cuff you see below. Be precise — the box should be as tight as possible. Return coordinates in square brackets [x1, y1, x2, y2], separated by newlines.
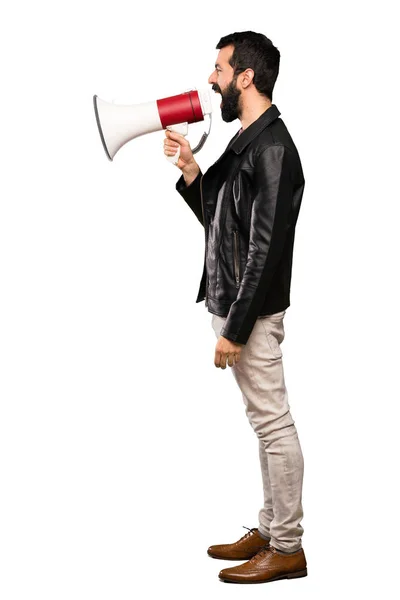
[176, 169, 204, 225]
[220, 328, 243, 344]
[176, 168, 202, 195]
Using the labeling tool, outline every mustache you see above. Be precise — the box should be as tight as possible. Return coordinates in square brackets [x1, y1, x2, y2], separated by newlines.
[212, 84, 221, 93]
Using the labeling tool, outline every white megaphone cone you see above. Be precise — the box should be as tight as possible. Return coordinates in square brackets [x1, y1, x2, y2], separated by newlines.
[93, 89, 212, 162]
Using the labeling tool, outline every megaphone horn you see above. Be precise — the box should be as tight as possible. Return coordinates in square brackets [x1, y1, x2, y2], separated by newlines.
[93, 89, 212, 161]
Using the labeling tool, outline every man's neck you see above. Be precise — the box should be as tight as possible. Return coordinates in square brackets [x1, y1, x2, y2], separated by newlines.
[239, 99, 272, 131]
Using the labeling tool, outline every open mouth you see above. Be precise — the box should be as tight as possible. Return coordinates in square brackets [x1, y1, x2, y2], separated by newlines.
[212, 89, 223, 107]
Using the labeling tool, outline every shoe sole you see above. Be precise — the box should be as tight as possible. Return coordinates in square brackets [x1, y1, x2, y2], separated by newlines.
[219, 568, 308, 583]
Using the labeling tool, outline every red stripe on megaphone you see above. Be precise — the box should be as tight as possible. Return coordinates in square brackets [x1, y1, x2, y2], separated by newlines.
[157, 90, 204, 127]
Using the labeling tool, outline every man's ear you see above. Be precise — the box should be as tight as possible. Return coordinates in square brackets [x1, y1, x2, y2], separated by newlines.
[240, 68, 255, 89]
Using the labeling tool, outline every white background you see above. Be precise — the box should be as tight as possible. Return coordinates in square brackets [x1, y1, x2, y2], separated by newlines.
[1, 1, 399, 598]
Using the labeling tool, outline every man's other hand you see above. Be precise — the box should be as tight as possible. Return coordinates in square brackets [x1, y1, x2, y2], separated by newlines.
[214, 336, 244, 369]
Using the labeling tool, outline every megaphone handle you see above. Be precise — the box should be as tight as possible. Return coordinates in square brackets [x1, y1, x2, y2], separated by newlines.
[166, 123, 188, 164]
[166, 141, 183, 164]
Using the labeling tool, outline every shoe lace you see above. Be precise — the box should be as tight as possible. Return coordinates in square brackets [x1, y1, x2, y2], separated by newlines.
[249, 544, 272, 562]
[238, 525, 258, 542]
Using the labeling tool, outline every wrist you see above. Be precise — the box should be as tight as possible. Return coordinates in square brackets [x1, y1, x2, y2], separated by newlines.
[182, 162, 200, 186]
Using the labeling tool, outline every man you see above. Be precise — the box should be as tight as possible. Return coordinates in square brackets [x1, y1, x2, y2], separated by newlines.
[164, 31, 306, 584]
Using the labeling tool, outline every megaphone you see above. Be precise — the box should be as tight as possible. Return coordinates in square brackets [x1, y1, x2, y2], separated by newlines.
[93, 88, 212, 162]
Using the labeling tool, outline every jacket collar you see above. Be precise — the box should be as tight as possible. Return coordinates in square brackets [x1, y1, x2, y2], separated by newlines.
[229, 103, 281, 154]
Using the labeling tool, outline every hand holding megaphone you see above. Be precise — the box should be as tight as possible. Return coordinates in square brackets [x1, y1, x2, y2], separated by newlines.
[164, 123, 188, 166]
[164, 128, 196, 171]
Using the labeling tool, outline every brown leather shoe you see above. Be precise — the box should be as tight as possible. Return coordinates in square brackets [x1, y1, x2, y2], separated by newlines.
[207, 526, 270, 560]
[218, 544, 307, 583]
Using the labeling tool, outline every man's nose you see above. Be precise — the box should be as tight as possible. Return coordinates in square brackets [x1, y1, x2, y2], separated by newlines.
[208, 72, 216, 85]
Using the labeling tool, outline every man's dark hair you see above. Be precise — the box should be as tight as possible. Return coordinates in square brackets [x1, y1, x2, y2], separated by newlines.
[216, 31, 280, 101]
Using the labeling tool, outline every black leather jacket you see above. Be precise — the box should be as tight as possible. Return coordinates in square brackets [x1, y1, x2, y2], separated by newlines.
[176, 104, 305, 345]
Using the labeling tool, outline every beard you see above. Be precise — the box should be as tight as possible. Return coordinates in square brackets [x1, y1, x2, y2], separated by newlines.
[213, 76, 241, 122]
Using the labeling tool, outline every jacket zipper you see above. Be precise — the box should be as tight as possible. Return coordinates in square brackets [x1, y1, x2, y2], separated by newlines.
[233, 229, 240, 288]
[199, 174, 208, 306]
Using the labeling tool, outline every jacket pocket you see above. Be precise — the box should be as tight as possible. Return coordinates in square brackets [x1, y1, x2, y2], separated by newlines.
[232, 229, 240, 288]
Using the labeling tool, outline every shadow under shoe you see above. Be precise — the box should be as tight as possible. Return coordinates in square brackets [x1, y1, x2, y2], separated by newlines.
[207, 526, 270, 561]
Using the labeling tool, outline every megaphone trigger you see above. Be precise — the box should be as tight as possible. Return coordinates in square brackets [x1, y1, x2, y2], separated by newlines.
[166, 123, 189, 136]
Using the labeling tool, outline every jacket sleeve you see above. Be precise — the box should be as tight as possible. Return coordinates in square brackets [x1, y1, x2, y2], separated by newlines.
[175, 168, 204, 226]
[220, 144, 293, 345]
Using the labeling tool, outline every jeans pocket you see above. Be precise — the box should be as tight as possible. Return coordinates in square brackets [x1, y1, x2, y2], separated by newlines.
[260, 320, 283, 359]
[266, 332, 282, 359]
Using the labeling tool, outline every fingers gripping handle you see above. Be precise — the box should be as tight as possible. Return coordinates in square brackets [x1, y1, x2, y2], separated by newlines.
[166, 122, 188, 164]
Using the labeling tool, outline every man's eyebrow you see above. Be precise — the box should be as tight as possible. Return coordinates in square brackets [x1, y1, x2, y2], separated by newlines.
[215, 63, 222, 68]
